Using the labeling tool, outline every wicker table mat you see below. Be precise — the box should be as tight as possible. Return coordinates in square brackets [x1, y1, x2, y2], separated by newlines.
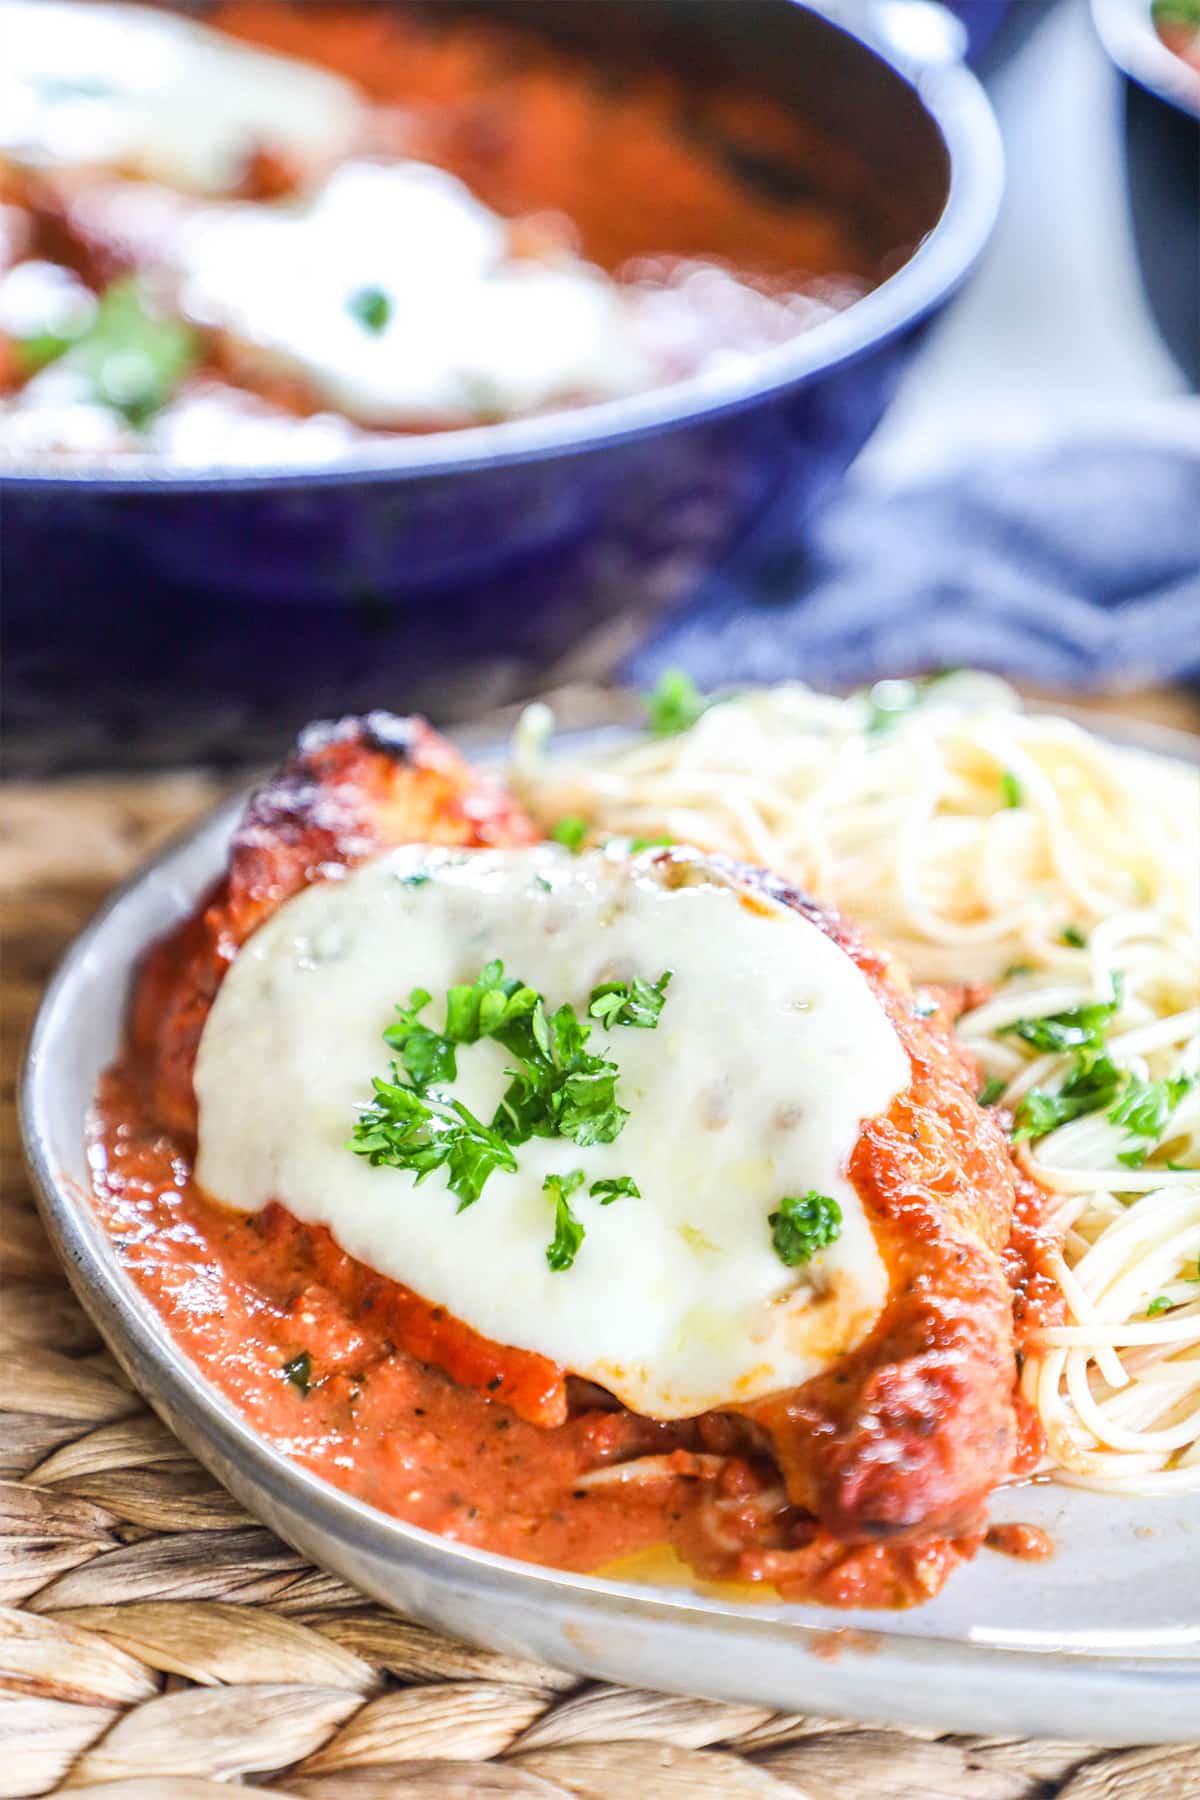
[3, 754, 1199, 1799]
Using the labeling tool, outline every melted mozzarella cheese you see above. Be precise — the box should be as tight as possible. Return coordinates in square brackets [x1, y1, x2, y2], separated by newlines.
[174, 161, 655, 426]
[195, 847, 909, 1420]
[0, 1, 362, 193]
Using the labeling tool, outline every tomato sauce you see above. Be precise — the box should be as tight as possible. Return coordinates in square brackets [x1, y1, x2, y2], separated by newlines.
[88, 970, 1047, 1609]
[216, 2, 880, 281]
[85, 717, 1063, 1610]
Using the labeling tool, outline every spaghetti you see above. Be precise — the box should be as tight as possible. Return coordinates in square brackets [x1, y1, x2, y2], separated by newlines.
[514, 674, 1200, 1497]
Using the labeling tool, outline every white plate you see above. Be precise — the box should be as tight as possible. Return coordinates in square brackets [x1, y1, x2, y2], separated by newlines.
[21, 720, 1200, 1744]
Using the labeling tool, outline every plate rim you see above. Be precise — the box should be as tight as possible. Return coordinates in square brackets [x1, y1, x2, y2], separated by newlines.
[18, 706, 1200, 1739]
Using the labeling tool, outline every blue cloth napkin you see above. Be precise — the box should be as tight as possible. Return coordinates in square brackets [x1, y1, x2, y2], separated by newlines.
[626, 434, 1200, 695]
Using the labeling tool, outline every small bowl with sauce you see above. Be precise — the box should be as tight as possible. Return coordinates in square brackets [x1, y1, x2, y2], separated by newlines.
[1092, 0, 1200, 115]
[1, 0, 1003, 769]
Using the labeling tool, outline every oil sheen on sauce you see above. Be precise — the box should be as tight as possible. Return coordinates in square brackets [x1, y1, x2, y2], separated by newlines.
[194, 846, 909, 1421]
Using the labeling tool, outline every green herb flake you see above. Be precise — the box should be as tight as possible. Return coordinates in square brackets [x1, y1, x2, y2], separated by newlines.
[1146, 1296, 1173, 1317]
[398, 870, 432, 888]
[354, 959, 672, 1230]
[347, 285, 392, 333]
[590, 1174, 640, 1204]
[769, 1191, 843, 1268]
[545, 1169, 586, 1271]
[1108, 1073, 1195, 1145]
[1012, 1052, 1126, 1143]
[645, 668, 709, 737]
[27, 276, 199, 427]
[349, 1071, 518, 1212]
[628, 833, 676, 852]
[588, 970, 672, 1031]
[1060, 924, 1088, 948]
[551, 815, 589, 853]
[978, 1076, 1007, 1107]
[283, 1352, 312, 1395]
[493, 996, 630, 1150]
[1000, 769, 1024, 809]
[1000, 976, 1124, 1057]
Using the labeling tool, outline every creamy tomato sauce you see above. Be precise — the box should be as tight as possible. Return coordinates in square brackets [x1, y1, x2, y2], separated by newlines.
[89, 889, 1052, 1610]
[89, 1067, 988, 1606]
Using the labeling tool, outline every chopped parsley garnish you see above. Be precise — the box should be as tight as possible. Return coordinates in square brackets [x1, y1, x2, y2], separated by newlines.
[495, 999, 629, 1149]
[352, 959, 673, 1227]
[1000, 769, 1024, 809]
[384, 988, 457, 1090]
[1005, 979, 1193, 1163]
[19, 275, 199, 427]
[551, 815, 589, 853]
[1004, 963, 1035, 980]
[544, 1170, 586, 1271]
[444, 961, 540, 1048]
[645, 668, 709, 737]
[1060, 924, 1088, 948]
[383, 961, 538, 1092]
[398, 870, 432, 888]
[283, 1352, 312, 1395]
[1000, 978, 1123, 1057]
[1012, 1052, 1125, 1143]
[347, 285, 392, 333]
[590, 1174, 640, 1204]
[629, 833, 676, 852]
[588, 970, 672, 1031]
[1108, 1073, 1195, 1145]
[978, 1076, 1007, 1107]
[350, 1076, 518, 1211]
[1146, 1296, 1173, 1317]
[769, 1191, 843, 1267]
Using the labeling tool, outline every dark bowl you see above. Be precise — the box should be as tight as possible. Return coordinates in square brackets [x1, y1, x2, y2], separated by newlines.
[1, 0, 1003, 773]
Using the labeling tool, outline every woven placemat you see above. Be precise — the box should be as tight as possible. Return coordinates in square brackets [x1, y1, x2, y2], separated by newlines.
[3, 762, 1198, 1799]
